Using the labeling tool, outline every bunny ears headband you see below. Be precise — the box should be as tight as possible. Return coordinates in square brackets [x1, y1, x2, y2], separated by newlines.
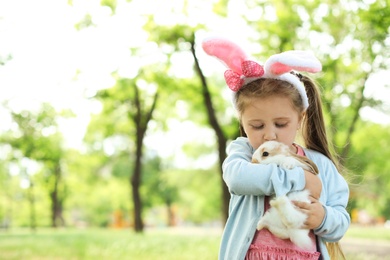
[201, 37, 322, 110]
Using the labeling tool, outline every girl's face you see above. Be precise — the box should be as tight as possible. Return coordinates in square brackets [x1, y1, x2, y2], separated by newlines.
[241, 95, 304, 153]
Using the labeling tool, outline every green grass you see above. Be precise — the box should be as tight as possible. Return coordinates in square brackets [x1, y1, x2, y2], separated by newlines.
[344, 224, 390, 240]
[0, 225, 389, 260]
[0, 227, 221, 260]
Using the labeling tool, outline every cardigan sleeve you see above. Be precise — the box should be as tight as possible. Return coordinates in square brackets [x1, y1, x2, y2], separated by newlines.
[307, 150, 351, 242]
[222, 137, 306, 197]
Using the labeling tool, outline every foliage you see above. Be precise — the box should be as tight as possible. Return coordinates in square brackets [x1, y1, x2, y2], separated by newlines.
[149, 167, 222, 224]
[0, 53, 12, 66]
[176, 168, 222, 223]
[0, 161, 51, 228]
[0, 103, 71, 227]
[348, 123, 390, 218]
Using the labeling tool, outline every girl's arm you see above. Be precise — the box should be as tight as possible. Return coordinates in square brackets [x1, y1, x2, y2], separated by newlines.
[223, 137, 310, 196]
[306, 152, 350, 241]
[291, 171, 324, 229]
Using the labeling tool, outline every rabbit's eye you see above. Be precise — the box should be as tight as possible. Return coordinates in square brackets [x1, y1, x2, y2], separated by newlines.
[262, 152, 269, 157]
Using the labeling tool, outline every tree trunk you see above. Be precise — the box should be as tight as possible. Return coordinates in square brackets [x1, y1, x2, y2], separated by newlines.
[131, 134, 144, 232]
[130, 83, 159, 233]
[27, 181, 36, 232]
[166, 199, 176, 227]
[190, 37, 230, 224]
[50, 165, 64, 228]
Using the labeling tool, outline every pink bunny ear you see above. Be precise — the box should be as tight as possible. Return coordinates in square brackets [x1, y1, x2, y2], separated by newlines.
[265, 50, 322, 76]
[202, 37, 248, 74]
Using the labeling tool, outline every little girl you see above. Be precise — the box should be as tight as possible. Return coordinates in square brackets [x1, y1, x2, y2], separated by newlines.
[202, 38, 350, 260]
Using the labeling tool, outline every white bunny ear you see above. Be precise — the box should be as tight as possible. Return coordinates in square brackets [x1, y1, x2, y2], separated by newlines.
[202, 37, 248, 74]
[264, 50, 322, 76]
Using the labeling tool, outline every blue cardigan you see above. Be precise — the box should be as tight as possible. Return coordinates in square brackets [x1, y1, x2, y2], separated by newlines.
[219, 137, 350, 260]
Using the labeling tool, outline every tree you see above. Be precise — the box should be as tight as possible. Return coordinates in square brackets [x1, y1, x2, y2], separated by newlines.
[190, 35, 233, 223]
[131, 79, 158, 232]
[1, 103, 68, 228]
[91, 73, 158, 232]
[144, 22, 239, 223]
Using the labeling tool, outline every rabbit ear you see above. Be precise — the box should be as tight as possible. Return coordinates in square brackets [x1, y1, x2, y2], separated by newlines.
[289, 153, 319, 175]
[202, 37, 248, 74]
[265, 50, 322, 76]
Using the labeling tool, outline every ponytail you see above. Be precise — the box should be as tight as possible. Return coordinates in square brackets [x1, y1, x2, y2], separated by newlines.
[301, 76, 341, 171]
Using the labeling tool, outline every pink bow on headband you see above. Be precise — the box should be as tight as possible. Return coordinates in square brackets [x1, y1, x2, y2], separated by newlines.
[224, 60, 264, 92]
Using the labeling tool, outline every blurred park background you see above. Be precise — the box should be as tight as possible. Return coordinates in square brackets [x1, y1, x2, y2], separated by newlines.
[0, 0, 390, 259]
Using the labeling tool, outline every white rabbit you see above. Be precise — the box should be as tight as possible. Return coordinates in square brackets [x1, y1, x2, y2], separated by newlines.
[252, 141, 319, 249]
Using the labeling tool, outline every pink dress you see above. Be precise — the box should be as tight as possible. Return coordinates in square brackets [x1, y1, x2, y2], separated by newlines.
[245, 144, 321, 260]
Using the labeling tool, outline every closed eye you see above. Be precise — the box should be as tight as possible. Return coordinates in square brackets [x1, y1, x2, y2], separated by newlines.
[251, 125, 264, 130]
[275, 123, 287, 128]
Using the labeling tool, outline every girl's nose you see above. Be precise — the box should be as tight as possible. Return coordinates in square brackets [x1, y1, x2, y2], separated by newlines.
[264, 129, 276, 141]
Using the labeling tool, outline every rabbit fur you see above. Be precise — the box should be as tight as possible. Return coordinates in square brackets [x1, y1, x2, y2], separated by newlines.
[252, 141, 319, 249]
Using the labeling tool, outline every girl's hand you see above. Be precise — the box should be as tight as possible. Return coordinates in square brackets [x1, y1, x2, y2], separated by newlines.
[293, 196, 325, 229]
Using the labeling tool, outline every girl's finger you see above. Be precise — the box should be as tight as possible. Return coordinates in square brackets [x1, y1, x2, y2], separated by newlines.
[293, 201, 310, 210]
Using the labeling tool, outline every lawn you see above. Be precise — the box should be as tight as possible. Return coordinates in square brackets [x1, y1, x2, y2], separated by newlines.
[0, 225, 389, 259]
[343, 224, 390, 240]
[0, 227, 221, 260]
